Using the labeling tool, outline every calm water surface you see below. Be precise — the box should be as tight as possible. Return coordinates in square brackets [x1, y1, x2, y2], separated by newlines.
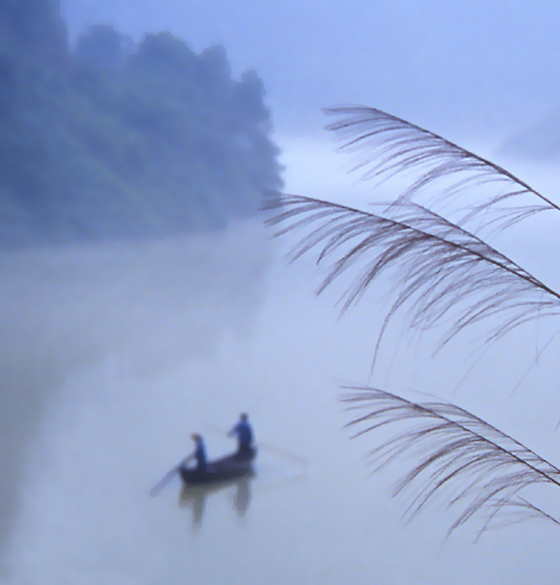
[1, 220, 559, 584]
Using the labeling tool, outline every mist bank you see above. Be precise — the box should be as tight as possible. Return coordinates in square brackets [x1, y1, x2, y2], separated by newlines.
[0, 219, 273, 567]
[0, 0, 282, 249]
[4, 217, 560, 584]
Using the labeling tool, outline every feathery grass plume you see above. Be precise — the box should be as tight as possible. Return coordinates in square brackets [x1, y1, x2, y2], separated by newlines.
[324, 105, 560, 233]
[264, 106, 560, 538]
[264, 191, 560, 368]
[342, 386, 560, 538]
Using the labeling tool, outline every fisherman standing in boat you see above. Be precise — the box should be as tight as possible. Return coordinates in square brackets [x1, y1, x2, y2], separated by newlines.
[228, 413, 254, 459]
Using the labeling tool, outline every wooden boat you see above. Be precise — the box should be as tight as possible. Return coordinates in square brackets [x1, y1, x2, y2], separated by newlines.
[179, 448, 257, 486]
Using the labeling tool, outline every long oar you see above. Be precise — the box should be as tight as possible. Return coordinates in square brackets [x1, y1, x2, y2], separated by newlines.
[150, 455, 192, 497]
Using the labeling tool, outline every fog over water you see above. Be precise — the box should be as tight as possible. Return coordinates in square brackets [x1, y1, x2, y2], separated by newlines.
[4, 1, 560, 582]
[2, 146, 560, 583]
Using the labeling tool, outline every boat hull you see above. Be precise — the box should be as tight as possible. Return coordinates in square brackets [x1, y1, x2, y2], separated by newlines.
[179, 449, 256, 486]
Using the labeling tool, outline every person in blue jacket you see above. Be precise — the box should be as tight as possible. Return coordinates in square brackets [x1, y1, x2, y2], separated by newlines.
[185, 432, 207, 474]
[228, 413, 254, 459]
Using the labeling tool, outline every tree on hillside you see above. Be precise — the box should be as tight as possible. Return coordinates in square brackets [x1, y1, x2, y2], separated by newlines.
[0, 0, 67, 63]
[0, 2, 282, 247]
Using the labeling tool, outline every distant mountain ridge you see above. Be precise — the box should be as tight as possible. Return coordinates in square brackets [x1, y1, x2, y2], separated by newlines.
[0, 0, 282, 248]
[499, 106, 560, 160]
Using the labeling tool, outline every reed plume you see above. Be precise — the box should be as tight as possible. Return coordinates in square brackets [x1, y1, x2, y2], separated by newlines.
[343, 386, 560, 537]
[264, 191, 560, 367]
[264, 105, 560, 536]
[324, 105, 560, 233]
[264, 106, 560, 364]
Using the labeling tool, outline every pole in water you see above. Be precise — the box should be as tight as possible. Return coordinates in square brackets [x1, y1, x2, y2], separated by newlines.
[150, 456, 191, 497]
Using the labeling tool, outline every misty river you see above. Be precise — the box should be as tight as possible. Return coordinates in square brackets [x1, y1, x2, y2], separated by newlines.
[2, 214, 560, 584]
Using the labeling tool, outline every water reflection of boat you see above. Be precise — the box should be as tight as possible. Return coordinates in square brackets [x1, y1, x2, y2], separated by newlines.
[179, 472, 255, 528]
[179, 449, 257, 486]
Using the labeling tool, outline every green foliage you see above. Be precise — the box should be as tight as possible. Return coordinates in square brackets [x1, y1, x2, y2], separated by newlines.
[0, 2, 282, 247]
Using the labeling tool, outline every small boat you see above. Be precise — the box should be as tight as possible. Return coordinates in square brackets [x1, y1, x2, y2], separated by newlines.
[179, 448, 257, 486]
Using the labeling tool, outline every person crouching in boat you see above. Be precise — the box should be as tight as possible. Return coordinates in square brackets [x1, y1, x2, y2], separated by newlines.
[182, 433, 207, 475]
[227, 413, 254, 459]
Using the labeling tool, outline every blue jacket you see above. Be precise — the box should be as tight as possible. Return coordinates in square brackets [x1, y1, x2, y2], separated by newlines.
[194, 437, 207, 472]
[229, 420, 253, 448]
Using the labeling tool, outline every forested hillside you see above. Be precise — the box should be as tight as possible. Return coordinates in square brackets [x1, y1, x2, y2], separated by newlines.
[0, 0, 282, 248]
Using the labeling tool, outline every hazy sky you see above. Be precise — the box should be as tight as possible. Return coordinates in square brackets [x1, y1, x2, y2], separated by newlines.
[61, 0, 560, 141]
